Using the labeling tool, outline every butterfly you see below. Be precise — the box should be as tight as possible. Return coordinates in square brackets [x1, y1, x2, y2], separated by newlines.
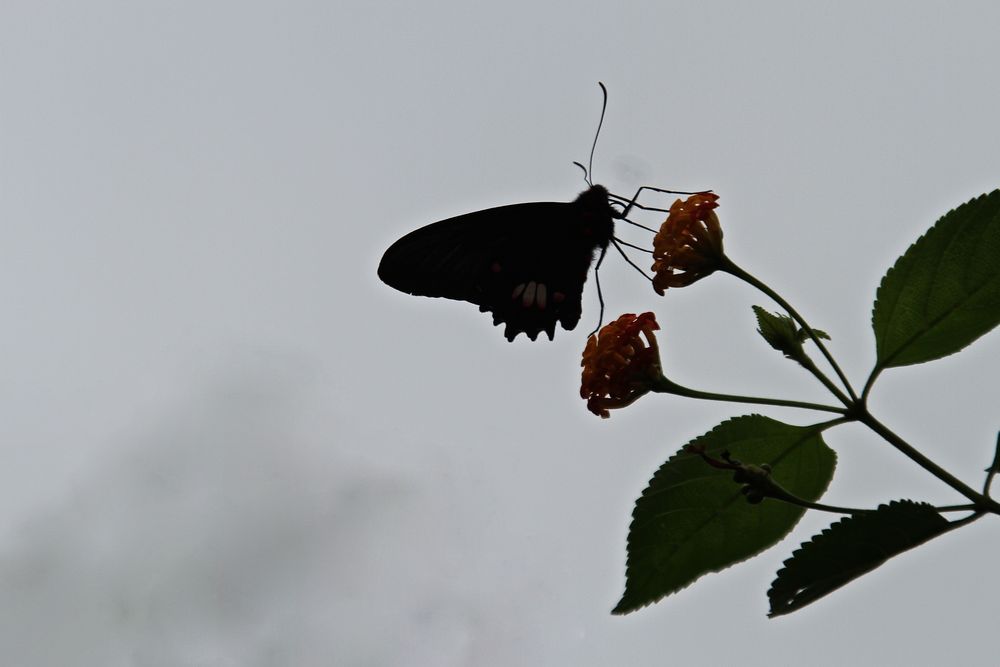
[377, 83, 701, 342]
[378, 184, 617, 342]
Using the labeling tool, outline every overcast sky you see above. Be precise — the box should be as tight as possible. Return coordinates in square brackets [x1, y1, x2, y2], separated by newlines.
[1, 1, 999, 665]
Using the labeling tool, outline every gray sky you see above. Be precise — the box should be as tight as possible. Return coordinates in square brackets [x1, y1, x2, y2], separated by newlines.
[2, 1, 998, 665]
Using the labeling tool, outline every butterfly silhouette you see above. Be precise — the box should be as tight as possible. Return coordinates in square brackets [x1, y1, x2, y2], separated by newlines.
[378, 84, 703, 342]
[378, 184, 616, 342]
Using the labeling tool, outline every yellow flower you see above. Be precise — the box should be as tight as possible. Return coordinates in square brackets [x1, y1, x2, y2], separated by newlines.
[580, 312, 663, 418]
[651, 193, 724, 295]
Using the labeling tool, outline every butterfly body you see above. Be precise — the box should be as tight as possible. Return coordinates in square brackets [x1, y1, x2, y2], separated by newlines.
[378, 185, 616, 341]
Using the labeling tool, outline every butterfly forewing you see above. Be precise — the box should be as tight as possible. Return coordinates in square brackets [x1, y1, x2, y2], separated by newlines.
[378, 186, 615, 342]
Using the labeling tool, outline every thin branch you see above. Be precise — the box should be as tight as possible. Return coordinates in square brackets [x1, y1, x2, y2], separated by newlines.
[858, 410, 1000, 511]
[653, 377, 848, 415]
[984, 432, 1000, 498]
[721, 257, 858, 405]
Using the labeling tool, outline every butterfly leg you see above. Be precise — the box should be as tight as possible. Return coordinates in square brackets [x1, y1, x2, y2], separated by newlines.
[587, 245, 608, 338]
[616, 186, 714, 218]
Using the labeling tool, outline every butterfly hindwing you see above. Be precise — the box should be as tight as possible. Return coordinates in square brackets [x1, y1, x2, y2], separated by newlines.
[378, 186, 615, 341]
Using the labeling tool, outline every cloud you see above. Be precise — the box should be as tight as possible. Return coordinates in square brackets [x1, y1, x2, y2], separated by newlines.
[0, 364, 479, 666]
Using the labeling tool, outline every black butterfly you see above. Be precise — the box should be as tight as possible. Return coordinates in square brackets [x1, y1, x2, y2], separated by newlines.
[378, 184, 617, 342]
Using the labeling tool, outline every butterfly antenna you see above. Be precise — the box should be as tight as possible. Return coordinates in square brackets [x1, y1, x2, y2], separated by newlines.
[588, 245, 608, 337]
[574, 83, 610, 187]
[611, 239, 654, 283]
[587, 82, 609, 186]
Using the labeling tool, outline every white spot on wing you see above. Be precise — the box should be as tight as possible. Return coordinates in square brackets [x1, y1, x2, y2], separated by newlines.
[522, 281, 537, 308]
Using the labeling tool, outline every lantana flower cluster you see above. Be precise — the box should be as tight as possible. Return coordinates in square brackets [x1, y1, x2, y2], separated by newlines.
[580, 312, 663, 418]
[651, 192, 724, 294]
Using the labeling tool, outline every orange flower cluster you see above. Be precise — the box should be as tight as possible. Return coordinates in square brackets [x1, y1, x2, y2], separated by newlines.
[651, 193, 724, 295]
[580, 312, 663, 418]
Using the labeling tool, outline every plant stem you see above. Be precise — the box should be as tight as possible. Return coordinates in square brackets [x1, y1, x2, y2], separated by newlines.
[770, 494, 868, 515]
[765, 490, 976, 515]
[861, 367, 882, 402]
[857, 409, 1000, 512]
[984, 432, 1000, 498]
[653, 377, 847, 415]
[721, 258, 859, 405]
[936, 504, 978, 513]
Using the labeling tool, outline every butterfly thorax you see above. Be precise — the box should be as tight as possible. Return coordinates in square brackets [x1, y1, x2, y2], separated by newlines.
[572, 185, 616, 249]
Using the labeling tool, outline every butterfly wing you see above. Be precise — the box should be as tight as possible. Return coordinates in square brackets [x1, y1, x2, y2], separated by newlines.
[379, 190, 614, 341]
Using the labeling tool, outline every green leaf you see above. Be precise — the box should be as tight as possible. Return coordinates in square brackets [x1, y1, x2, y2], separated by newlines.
[795, 328, 830, 344]
[754, 305, 801, 356]
[613, 415, 836, 614]
[754, 305, 830, 363]
[767, 500, 952, 617]
[872, 190, 1000, 369]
